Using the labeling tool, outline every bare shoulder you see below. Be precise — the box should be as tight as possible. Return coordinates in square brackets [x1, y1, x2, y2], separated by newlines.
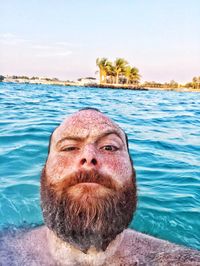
[120, 229, 200, 265]
[0, 225, 55, 266]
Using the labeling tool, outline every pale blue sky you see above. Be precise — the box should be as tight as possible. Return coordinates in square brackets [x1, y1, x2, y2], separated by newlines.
[0, 0, 199, 83]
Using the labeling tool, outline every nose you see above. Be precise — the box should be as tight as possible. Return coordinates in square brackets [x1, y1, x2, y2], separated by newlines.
[79, 145, 98, 169]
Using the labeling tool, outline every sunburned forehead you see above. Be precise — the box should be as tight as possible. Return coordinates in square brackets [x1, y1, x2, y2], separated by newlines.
[53, 110, 125, 143]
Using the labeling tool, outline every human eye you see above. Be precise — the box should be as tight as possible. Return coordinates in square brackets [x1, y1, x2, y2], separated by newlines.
[61, 146, 79, 152]
[100, 145, 119, 152]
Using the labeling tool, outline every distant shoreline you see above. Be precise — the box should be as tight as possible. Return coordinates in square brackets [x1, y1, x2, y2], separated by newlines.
[1, 78, 200, 93]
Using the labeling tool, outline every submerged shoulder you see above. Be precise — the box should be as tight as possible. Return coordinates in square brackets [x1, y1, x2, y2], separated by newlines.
[122, 229, 178, 253]
[121, 229, 200, 265]
[0, 226, 54, 265]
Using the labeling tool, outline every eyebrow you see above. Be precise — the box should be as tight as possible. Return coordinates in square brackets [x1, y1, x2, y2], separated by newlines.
[97, 130, 124, 142]
[56, 129, 124, 147]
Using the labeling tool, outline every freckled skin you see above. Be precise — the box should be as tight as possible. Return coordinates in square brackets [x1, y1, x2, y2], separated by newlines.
[46, 110, 133, 186]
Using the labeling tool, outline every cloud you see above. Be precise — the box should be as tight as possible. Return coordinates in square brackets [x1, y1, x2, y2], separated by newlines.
[55, 41, 73, 46]
[32, 43, 72, 57]
[0, 33, 73, 57]
[0, 33, 15, 38]
[31, 44, 54, 50]
[0, 33, 30, 45]
[36, 51, 72, 57]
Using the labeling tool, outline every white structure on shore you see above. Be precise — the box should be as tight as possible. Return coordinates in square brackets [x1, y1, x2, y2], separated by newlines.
[77, 77, 98, 86]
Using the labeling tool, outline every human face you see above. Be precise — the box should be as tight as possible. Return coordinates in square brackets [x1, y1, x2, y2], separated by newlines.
[45, 109, 134, 188]
[41, 110, 136, 251]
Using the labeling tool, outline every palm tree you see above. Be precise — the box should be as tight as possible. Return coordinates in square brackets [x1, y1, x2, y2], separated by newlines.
[124, 66, 140, 85]
[96, 58, 109, 84]
[96, 57, 141, 86]
[124, 65, 132, 84]
[129, 67, 140, 84]
[113, 58, 128, 85]
[169, 80, 178, 88]
[192, 77, 198, 89]
[106, 62, 116, 84]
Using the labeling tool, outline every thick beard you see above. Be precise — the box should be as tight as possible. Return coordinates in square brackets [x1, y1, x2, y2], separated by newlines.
[40, 167, 137, 252]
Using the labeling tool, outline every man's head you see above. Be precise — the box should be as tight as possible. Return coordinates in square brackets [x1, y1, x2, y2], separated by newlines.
[41, 108, 137, 252]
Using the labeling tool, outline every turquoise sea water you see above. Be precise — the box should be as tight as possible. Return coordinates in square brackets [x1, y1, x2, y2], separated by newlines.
[0, 82, 200, 250]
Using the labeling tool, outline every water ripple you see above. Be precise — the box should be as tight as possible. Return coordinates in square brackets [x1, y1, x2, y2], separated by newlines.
[0, 82, 200, 250]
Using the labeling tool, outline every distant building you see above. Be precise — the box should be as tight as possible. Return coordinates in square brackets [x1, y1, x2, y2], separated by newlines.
[77, 77, 97, 85]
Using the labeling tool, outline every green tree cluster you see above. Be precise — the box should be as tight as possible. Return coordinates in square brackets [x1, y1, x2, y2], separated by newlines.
[185, 76, 200, 89]
[96, 58, 140, 85]
[192, 76, 200, 89]
[0, 75, 4, 82]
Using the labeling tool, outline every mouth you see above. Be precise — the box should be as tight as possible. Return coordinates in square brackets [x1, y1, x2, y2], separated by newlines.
[67, 182, 111, 198]
[74, 182, 104, 188]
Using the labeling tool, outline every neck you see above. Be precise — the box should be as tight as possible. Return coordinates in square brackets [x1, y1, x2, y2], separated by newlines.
[46, 228, 125, 266]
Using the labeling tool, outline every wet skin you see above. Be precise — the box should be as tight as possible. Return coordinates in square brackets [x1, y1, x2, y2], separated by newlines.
[1, 220, 200, 265]
[46, 109, 133, 188]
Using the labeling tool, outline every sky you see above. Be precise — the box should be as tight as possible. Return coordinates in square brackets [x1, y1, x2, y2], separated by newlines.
[0, 0, 199, 83]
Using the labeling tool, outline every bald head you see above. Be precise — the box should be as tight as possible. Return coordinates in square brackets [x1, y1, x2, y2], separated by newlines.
[53, 109, 126, 147]
[48, 109, 130, 156]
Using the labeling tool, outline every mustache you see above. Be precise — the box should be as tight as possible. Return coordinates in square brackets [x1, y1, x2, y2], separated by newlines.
[47, 169, 120, 193]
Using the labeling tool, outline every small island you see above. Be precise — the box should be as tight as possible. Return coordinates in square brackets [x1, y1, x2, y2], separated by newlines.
[1, 57, 200, 92]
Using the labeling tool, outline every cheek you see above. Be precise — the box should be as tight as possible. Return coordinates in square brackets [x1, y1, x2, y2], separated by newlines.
[102, 154, 132, 180]
[46, 154, 72, 179]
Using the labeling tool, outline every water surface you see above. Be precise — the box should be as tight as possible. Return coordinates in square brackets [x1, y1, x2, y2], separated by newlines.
[0, 82, 199, 250]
